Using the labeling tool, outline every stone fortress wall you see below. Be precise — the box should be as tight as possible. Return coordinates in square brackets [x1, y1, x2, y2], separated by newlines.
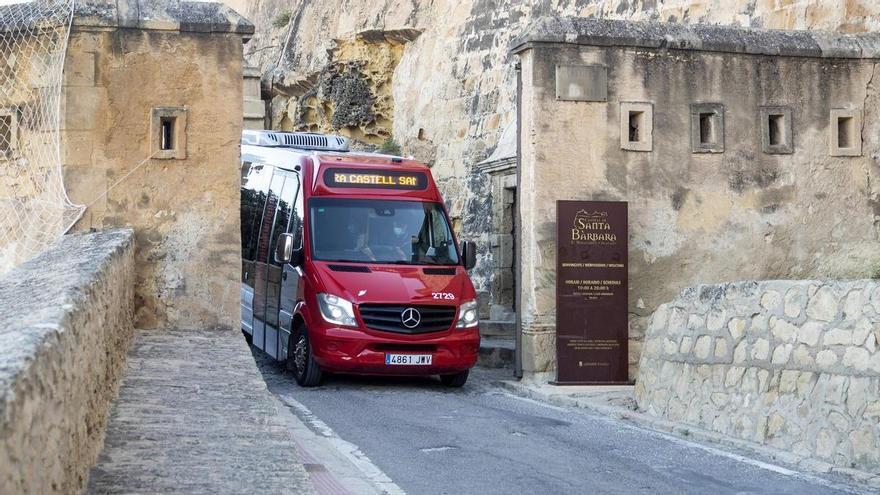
[514, 18, 880, 378]
[232, 0, 880, 314]
[636, 280, 880, 474]
[62, 1, 253, 330]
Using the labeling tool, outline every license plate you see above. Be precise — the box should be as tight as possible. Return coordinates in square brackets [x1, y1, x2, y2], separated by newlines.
[385, 353, 433, 365]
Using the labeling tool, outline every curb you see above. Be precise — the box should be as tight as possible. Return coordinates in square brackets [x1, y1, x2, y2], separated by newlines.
[494, 379, 880, 490]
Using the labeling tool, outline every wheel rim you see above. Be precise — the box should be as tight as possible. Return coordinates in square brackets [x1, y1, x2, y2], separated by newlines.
[294, 334, 307, 375]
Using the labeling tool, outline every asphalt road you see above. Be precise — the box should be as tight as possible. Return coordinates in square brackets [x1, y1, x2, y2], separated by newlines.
[252, 350, 870, 495]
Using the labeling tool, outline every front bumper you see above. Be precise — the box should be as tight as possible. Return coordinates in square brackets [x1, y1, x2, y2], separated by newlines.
[310, 325, 480, 375]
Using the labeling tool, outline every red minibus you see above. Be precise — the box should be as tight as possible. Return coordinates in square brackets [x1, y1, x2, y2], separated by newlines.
[240, 131, 480, 387]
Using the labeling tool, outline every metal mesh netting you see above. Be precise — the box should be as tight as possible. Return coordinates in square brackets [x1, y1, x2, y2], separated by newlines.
[0, 0, 80, 275]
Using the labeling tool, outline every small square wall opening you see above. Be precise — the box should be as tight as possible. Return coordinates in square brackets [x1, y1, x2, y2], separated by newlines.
[151, 107, 187, 159]
[0, 108, 18, 156]
[620, 102, 653, 152]
[160, 117, 175, 151]
[698, 113, 714, 144]
[629, 112, 643, 141]
[837, 117, 853, 148]
[760, 106, 793, 154]
[829, 108, 862, 157]
[768, 115, 783, 145]
[690, 103, 724, 153]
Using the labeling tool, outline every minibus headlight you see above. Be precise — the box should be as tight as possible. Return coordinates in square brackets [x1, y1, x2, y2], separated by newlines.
[317, 293, 357, 327]
[455, 300, 479, 329]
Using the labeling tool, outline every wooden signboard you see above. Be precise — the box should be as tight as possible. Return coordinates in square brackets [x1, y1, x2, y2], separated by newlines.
[555, 200, 629, 384]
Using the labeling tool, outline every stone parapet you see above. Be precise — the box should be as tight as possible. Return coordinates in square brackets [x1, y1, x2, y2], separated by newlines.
[73, 1, 255, 35]
[636, 280, 880, 474]
[512, 17, 880, 59]
[0, 229, 135, 494]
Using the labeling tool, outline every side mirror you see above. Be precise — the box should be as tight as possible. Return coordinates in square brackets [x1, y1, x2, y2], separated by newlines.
[275, 233, 303, 265]
[461, 240, 477, 271]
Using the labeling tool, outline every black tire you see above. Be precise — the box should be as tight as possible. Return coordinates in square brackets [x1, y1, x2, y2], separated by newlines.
[288, 324, 322, 387]
[440, 370, 469, 388]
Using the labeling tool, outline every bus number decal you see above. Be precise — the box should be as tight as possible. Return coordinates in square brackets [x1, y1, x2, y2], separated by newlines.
[432, 292, 455, 300]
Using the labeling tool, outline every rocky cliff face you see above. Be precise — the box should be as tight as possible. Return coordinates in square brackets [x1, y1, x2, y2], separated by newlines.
[232, 0, 879, 295]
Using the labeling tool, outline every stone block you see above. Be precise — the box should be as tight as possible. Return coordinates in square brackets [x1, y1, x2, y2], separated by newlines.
[846, 377, 870, 416]
[725, 366, 745, 387]
[728, 318, 746, 340]
[848, 427, 879, 464]
[870, 353, 880, 374]
[784, 287, 806, 319]
[815, 429, 838, 460]
[733, 341, 749, 364]
[806, 286, 839, 322]
[843, 290, 864, 320]
[61, 130, 95, 167]
[792, 345, 815, 367]
[64, 51, 96, 87]
[687, 314, 705, 333]
[714, 337, 728, 359]
[771, 344, 793, 365]
[706, 308, 727, 331]
[843, 347, 870, 371]
[816, 349, 839, 368]
[828, 411, 850, 433]
[797, 321, 823, 346]
[767, 412, 786, 437]
[771, 318, 797, 342]
[824, 328, 853, 346]
[761, 290, 781, 312]
[779, 370, 798, 393]
[693, 335, 712, 359]
[752, 338, 770, 360]
[796, 372, 816, 397]
[679, 335, 693, 354]
[853, 318, 873, 347]
[750, 314, 768, 334]
[61, 86, 105, 131]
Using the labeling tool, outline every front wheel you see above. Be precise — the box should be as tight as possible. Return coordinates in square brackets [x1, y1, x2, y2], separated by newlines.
[288, 325, 322, 387]
[440, 370, 469, 388]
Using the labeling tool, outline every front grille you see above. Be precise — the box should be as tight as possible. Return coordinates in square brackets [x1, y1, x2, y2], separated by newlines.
[359, 304, 457, 334]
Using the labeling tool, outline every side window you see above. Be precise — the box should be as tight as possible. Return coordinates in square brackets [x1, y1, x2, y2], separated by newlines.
[240, 160, 270, 285]
[286, 174, 304, 249]
[428, 208, 455, 259]
[268, 171, 300, 269]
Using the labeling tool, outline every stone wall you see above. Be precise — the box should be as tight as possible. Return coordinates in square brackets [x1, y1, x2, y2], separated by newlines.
[514, 19, 880, 379]
[0, 229, 135, 494]
[636, 280, 880, 473]
[62, 2, 253, 330]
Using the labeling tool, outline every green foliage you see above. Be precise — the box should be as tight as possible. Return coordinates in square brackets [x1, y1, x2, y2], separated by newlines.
[379, 137, 402, 156]
[272, 10, 292, 29]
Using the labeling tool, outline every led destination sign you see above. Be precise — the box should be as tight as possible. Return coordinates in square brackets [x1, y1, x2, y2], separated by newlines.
[324, 168, 427, 190]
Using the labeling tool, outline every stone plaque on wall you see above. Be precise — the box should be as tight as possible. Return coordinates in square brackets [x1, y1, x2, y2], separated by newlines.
[555, 65, 607, 102]
[555, 200, 628, 384]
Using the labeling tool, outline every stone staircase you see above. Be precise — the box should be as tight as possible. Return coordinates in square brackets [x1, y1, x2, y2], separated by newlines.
[478, 306, 516, 368]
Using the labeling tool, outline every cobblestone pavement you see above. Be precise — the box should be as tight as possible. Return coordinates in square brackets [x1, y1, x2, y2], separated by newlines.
[88, 329, 314, 494]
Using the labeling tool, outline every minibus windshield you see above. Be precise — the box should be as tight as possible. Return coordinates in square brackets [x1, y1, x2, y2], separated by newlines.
[310, 198, 460, 265]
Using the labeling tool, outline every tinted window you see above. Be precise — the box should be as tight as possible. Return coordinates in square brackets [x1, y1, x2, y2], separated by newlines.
[240, 161, 272, 286]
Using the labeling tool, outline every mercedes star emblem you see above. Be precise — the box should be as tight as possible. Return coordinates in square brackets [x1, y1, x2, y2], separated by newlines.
[401, 307, 421, 329]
